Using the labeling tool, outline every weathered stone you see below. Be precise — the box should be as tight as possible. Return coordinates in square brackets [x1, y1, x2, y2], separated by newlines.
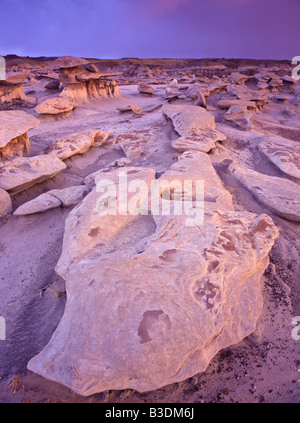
[229, 161, 300, 221]
[217, 99, 256, 110]
[35, 96, 77, 115]
[231, 72, 249, 84]
[0, 188, 12, 215]
[0, 73, 36, 104]
[50, 130, 110, 161]
[115, 127, 161, 159]
[0, 111, 40, 160]
[138, 84, 154, 95]
[0, 72, 29, 85]
[258, 136, 300, 179]
[224, 105, 253, 131]
[110, 158, 133, 167]
[13, 185, 90, 215]
[0, 155, 66, 195]
[117, 104, 142, 115]
[27, 151, 279, 395]
[163, 104, 226, 152]
[14, 193, 62, 216]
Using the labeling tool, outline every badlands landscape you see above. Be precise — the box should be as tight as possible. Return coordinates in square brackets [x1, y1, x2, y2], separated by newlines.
[0, 55, 299, 403]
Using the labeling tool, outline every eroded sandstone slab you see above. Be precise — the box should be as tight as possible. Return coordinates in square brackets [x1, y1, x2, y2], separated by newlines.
[50, 130, 110, 161]
[35, 96, 78, 115]
[229, 161, 300, 221]
[13, 185, 90, 215]
[258, 136, 300, 179]
[27, 152, 279, 395]
[163, 104, 226, 152]
[0, 155, 66, 195]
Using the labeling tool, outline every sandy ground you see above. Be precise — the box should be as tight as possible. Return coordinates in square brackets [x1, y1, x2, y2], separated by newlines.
[0, 81, 300, 403]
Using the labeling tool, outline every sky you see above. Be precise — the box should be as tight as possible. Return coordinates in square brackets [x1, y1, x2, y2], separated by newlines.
[0, 0, 299, 60]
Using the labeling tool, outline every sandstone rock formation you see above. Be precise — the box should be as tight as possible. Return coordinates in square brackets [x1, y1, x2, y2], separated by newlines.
[0, 72, 36, 104]
[138, 84, 154, 95]
[50, 130, 110, 161]
[258, 136, 300, 179]
[0, 188, 12, 216]
[229, 161, 300, 221]
[224, 105, 253, 131]
[115, 127, 161, 159]
[117, 104, 143, 115]
[35, 96, 78, 115]
[217, 99, 256, 111]
[27, 151, 279, 395]
[13, 185, 90, 216]
[0, 155, 66, 195]
[35, 57, 121, 114]
[0, 111, 40, 160]
[163, 104, 226, 152]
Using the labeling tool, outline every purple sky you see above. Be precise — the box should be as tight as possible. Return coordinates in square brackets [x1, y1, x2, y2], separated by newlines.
[0, 0, 299, 59]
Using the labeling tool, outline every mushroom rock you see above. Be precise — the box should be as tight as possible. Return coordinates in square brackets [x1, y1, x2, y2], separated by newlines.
[50, 56, 121, 103]
[13, 185, 90, 216]
[50, 129, 111, 161]
[0, 110, 40, 160]
[27, 151, 279, 395]
[0, 72, 36, 104]
[258, 136, 300, 179]
[58, 77, 121, 104]
[35, 96, 78, 115]
[0, 188, 12, 216]
[0, 154, 66, 195]
[229, 161, 300, 221]
[163, 104, 226, 152]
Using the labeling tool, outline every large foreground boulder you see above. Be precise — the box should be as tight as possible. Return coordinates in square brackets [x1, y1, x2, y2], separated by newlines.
[0, 72, 36, 104]
[27, 151, 279, 395]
